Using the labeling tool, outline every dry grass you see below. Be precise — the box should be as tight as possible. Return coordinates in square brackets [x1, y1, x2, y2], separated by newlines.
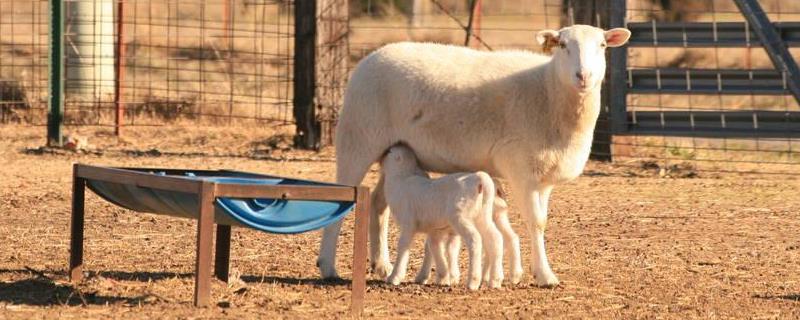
[1, 124, 799, 319]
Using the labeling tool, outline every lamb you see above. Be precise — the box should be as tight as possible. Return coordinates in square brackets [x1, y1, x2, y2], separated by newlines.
[414, 196, 523, 287]
[381, 144, 502, 290]
[318, 25, 631, 287]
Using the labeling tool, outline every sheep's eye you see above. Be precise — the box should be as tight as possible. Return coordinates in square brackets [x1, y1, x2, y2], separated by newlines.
[558, 42, 566, 49]
[600, 42, 607, 48]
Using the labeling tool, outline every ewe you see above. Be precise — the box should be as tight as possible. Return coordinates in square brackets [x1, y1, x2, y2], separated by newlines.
[381, 144, 502, 290]
[414, 196, 523, 287]
[319, 25, 631, 287]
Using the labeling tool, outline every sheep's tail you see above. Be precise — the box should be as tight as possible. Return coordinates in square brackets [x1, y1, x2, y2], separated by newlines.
[475, 171, 496, 224]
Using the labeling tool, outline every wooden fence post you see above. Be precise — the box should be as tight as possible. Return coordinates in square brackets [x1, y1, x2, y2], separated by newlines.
[293, 0, 321, 150]
[315, 0, 349, 147]
[562, 0, 614, 161]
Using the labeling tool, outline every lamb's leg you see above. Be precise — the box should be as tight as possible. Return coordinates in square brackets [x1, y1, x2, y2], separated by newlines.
[386, 229, 414, 285]
[321, 148, 376, 279]
[369, 174, 393, 278]
[512, 181, 559, 287]
[429, 233, 451, 286]
[494, 198, 523, 285]
[452, 219, 482, 290]
[477, 212, 504, 288]
[414, 237, 434, 284]
[446, 234, 461, 284]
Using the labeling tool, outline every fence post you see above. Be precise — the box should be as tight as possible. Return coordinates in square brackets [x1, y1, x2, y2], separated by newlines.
[114, 0, 127, 136]
[48, 0, 65, 147]
[607, 0, 628, 137]
[563, 0, 614, 161]
[293, 0, 321, 150]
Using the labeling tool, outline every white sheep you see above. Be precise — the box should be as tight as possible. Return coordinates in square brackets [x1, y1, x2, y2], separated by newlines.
[381, 144, 503, 290]
[319, 25, 631, 288]
[414, 196, 523, 287]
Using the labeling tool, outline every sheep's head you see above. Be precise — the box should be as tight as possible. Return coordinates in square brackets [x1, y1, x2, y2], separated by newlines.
[536, 25, 630, 93]
[381, 144, 419, 176]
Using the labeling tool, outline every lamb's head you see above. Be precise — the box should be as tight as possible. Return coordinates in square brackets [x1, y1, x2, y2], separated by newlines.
[380, 144, 420, 177]
[536, 25, 631, 93]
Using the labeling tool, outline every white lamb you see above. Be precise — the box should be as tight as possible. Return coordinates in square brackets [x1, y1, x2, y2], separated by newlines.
[319, 25, 631, 287]
[381, 144, 502, 290]
[414, 196, 523, 287]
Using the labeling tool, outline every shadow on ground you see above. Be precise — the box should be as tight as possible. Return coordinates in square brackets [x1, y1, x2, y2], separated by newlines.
[0, 268, 360, 307]
[0, 273, 155, 306]
[753, 293, 800, 302]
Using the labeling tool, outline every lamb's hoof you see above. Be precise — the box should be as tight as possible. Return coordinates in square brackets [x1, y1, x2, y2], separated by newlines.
[434, 273, 452, 286]
[534, 271, 560, 288]
[488, 278, 503, 289]
[466, 278, 481, 291]
[414, 274, 429, 285]
[317, 259, 339, 279]
[371, 261, 394, 279]
[449, 274, 460, 285]
[510, 270, 524, 285]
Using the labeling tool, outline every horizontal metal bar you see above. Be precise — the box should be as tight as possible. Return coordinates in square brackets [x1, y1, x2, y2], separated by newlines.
[627, 22, 800, 47]
[628, 68, 790, 95]
[734, 0, 800, 106]
[214, 184, 356, 201]
[75, 164, 202, 193]
[621, 111, 800, 138]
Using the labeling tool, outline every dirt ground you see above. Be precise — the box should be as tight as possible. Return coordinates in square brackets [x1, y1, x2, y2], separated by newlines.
[0, 124, 799, 319]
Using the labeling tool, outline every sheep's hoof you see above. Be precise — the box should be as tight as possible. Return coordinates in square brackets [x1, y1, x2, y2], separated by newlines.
[534, 271, 560, 288]
[413, 273, 429, 285]
[318, 259, 339, 279]
[372, 261, 394, 279]
[386, 275, 403, 286]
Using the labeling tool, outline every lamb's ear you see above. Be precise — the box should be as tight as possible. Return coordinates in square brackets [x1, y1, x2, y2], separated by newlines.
[536, 29, 559, 54]
[604, 28, 631, 47]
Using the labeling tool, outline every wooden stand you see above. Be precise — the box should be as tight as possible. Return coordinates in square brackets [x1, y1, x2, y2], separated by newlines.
[69, 164, 369, 314]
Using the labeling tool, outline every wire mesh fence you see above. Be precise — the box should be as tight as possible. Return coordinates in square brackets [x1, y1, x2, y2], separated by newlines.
[348, 0, 561, 58]
[0, 0, 294, 128]
[0, 1, 48, 124]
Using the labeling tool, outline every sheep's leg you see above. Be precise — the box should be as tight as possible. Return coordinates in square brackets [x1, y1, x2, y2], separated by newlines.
[321, 149, 376, 279]
[414, 237, 433, 284]
[452, 219, 482, 290]
[494, 198, 523, 285]
[369, 174, 394, 278]
[477, 212, 504, 288]
[430, 233, 451, 286]
[446, 234, 461, 284]
[386, 229, 414, 285]
[512, 181, 559, 288]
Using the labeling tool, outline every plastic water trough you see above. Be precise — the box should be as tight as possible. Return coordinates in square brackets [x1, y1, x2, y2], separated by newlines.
[69, 164, 370, 313]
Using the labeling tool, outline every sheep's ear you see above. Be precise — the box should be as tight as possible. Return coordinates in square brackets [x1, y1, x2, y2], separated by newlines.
[604, 28, 631, 47]
[536, 30, 559, 54]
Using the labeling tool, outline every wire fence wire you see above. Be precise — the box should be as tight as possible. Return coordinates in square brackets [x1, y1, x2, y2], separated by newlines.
[621, 0, 800, 175]
[348, 0, 562, 59]
[0, 0, 294, 127]
[1, 0, 799, 176]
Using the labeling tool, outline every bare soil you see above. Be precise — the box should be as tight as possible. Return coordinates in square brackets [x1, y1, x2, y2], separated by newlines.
[0, 125, 799, 319]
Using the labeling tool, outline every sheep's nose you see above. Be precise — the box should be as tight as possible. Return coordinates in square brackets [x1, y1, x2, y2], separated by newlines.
[575, 71, 590, 83]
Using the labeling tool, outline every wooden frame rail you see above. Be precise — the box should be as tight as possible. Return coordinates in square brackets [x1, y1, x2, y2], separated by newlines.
[69, 163, 369, 314]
